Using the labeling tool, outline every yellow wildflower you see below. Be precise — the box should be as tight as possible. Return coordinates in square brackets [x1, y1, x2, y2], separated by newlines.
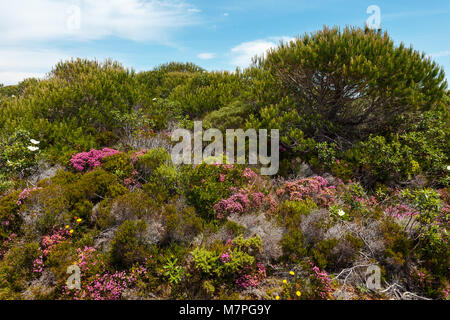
[69, 229, 74, 234]
[65, 225, 70, 229]
[76, 218, 82, 223]
[283, 279, 287, 284]
[275, 296, 280, 300]
[289, 271, 295, 276]
[296, 291, 301, 297]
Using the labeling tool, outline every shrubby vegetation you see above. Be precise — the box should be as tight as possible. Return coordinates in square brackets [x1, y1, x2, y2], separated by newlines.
[0, 26, 448, 300]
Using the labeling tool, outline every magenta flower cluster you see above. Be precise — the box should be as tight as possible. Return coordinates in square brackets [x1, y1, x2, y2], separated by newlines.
[0, 233, 17, 259]
[33, 228, 72, 273]
[385, 204, 419, 219]
[220, 250, 231, 263]
[308, 260, 333, 299]
[131, 149, 147, 163]
[276, 176, 336, 207]
[70, 148, 121, 172]
[353, 195, 378, 207]
[62, 246, 147, 300]
[214, 189, 266, 219]
[235, 262, 267, 289]
[17, 187, 43, 205]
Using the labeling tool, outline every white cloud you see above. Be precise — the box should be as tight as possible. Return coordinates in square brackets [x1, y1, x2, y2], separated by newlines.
[429, 50, 450, 58]
[0, 49, 71, 85]
[0, 72, 47, 86]
[230, 36, 294, 69]
[197, 52, 215, 60]
[0, 0, 201, 85]
[0, 0, 200, 43]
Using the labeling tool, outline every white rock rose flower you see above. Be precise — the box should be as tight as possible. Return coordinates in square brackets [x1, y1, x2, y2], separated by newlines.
[30, 139, 40, 145]
[338, 209, 346, 216]
[27, 146, 39, 152]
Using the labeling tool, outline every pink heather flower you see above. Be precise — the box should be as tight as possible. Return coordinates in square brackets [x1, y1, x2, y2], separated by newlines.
[308, 260, 333, 299]
[385, 204, 419, 219]
[131, 150, 147, 163]
[219, 174, 226, 182]
[242, 168, 258, 181]
[214, 189, 270, 219]
[235, 262, 266, 289]
[33, 228, 72, 274]
[17, 187, 43, 205]
[62, 246, 148, 300]
[220, 250, 231, 263]
[276, 176, 336, 207]
[70, 148, 121, 172]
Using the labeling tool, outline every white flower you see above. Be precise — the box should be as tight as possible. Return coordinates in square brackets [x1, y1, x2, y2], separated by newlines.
[447, 165, 450, 171]
[153, 98, 157, 101]
[27, 146, 39, 152]
[30, 139, 40, 145]
[337, 209, 346, 217]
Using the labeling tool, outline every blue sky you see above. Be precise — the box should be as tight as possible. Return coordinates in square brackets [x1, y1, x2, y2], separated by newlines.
[1, 0, 449, 85]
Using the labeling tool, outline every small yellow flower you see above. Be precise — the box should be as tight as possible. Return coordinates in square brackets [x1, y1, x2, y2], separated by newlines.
[289, 271, 295, 276]
[283, 279, 287, 284]
[275, 296, 280, 300]
[65, 225, 70, 229]
[69, 229, 74, 234]
[76, 218, 82, 223]
[296, 291, 301, 297]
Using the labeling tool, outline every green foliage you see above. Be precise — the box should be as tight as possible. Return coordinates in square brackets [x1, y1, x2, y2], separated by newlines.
[162, 204, 203, 244]
[163, 258, 185, 284]
[0, 190, 21, 241]
[257, 26, 447, 139]
[191, 235, 262, 280]
[101, 152, 133, 179]
[109, 220, 149, 269]
[182, 162, 245, 219]
[203, 100, 251, 131]
[0, 242, 40, 298]
[169, 71, 246, 119]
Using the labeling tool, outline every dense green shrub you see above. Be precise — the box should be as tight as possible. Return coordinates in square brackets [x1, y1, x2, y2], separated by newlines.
[256, 26, 447, 140]
[191, 235, 263, 287]
[0, 242, 40, 298]
[109, 220, 150, 269]
[182, 163, 245, 219]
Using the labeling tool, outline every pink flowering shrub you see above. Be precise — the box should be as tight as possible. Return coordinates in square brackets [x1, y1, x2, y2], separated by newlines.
[276, 176, 336, 207]
[183, 162, 246, 218]
[385, 204, 419, 219]
[70, 148, 121, 172]
[17, 187, 42, 205]
[0, 233, 17, 259]
[235, 262, 266, 289]
[214, 189, 266, 219]
[33, 228, 72, 273]
[307, 260, 334, 299]
[131, 149, 147, 164]
[62, 246, 147, 300]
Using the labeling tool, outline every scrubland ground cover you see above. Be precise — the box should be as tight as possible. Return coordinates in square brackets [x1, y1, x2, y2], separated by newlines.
[0, 27, 448, 300]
